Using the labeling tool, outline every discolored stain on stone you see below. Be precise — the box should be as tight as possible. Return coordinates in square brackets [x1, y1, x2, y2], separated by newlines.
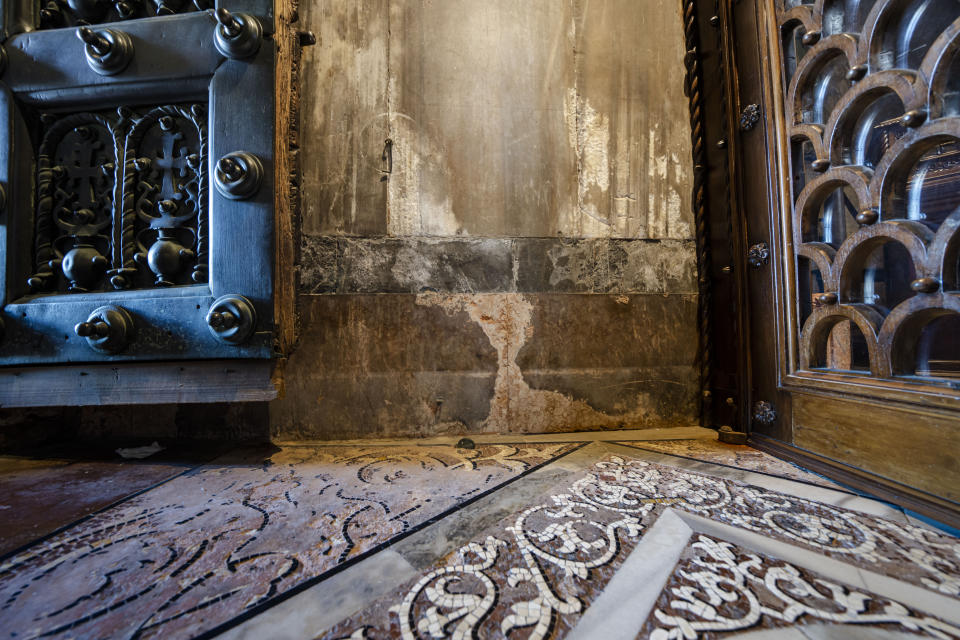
[616, 238, 697, 293]
[299, 236, 341, 294]
[512, 238, 697, 294]
[296, 294, 499, 374]
[516, 293, 699, 370]
[415, 293, 698, 434]
[298, 236, 697, 295]
[298, 1, 693, 240]
[283, 0, 700, 440]
[338, 237, 514, 294]
[272, 293, 700, 439]
[275, 371, 499, 441]
[524, 367, 699, 427]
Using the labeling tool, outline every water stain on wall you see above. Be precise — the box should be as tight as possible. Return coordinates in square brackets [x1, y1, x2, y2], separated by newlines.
[417, 292, 666, 433]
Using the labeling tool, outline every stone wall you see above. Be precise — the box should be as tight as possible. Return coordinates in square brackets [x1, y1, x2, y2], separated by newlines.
[271, 0, 700, 439]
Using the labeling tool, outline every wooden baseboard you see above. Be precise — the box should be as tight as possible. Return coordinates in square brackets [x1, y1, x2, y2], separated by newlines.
[0, 360, 278, 407]
[749, 432, 960, 531]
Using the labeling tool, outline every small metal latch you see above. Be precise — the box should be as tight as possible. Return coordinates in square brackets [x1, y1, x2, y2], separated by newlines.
[718, 425, 748, 444]
[739, 103, 761, 131]
[752, 400, 777, 426]
[380, 138, 393, 181]
[747, 242, 770, 269]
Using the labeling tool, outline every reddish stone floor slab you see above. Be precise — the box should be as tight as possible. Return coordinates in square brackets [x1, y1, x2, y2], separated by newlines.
[0, 442, 580, 639]
[0, 454, 198, 557]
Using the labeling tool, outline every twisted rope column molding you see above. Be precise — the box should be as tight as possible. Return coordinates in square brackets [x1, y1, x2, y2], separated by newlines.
[682, 0, 715, 426]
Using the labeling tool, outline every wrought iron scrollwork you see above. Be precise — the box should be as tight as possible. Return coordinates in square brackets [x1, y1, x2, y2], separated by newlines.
[28, 112, 120, 293]
[28, 103, 208, 294]
[125, 104, 207, 288]
[38, 0, 213, 30]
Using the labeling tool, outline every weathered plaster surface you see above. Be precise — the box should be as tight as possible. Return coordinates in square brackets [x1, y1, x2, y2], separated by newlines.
[415, 293, 661, 434]
[300, 0, 693, 239]
[279, 0, 700, 439]
[299, 237, 697, 295]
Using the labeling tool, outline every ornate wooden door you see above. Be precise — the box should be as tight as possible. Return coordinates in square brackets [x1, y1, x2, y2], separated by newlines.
[0, 0, 278, 367]
[725, 0, 960, 524]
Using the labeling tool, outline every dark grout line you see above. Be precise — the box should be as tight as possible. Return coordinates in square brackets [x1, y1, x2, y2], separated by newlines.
[195, 442, 590, 640]
[278, 440, 588, 448]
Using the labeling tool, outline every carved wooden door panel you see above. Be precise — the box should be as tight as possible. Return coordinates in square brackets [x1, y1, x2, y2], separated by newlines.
[727, 0, 960, 520]
[0, 0, 276, 364]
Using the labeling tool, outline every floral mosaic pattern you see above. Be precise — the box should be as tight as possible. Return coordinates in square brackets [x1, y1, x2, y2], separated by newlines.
[643, 535, 960, 639]
[0, 443, 579, 640]
[321, 457, 661, 640]
[616, 439, 845, 489]
[669, 466, 960, 596]
[319, 455, 960, 640]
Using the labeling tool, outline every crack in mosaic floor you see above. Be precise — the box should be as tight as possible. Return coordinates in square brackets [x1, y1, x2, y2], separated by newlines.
[318, 454, 960, 640]
[0, 443, 580, 639]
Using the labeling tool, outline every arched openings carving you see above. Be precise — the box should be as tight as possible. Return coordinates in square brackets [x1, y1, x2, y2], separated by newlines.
[871, 121, 960, 229]
[777, 0, 960, 382]
[822, 0, 879, 36]
[871, 0, 960, 71]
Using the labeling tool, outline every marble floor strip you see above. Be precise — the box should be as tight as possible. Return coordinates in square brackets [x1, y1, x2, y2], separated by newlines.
[0, 457, 202, 557]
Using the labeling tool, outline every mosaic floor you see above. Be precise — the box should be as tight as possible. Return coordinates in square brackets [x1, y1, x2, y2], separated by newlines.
[615, 439, 846, 490]
[1, 429, 957, 640]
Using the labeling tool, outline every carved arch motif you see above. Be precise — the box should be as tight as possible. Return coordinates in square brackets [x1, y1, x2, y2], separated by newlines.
[28, 104, 208, 295]
[780, 0, 960, 382]
[36, 0, 213, 29]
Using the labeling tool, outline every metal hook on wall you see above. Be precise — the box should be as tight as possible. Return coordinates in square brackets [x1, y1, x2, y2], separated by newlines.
[379, 138, 393, 182]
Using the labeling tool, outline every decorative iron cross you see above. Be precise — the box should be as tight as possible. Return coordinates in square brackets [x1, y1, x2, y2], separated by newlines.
[154, 130, 191, 199]
[69, 142, 105, 208]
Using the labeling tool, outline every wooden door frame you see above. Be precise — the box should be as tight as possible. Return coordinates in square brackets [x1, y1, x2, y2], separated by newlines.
[715, 0, 960, 529]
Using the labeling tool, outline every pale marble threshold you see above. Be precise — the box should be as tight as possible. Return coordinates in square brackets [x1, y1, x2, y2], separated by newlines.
[219, 442, 922, 640]
[275, 425, 714, 447]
